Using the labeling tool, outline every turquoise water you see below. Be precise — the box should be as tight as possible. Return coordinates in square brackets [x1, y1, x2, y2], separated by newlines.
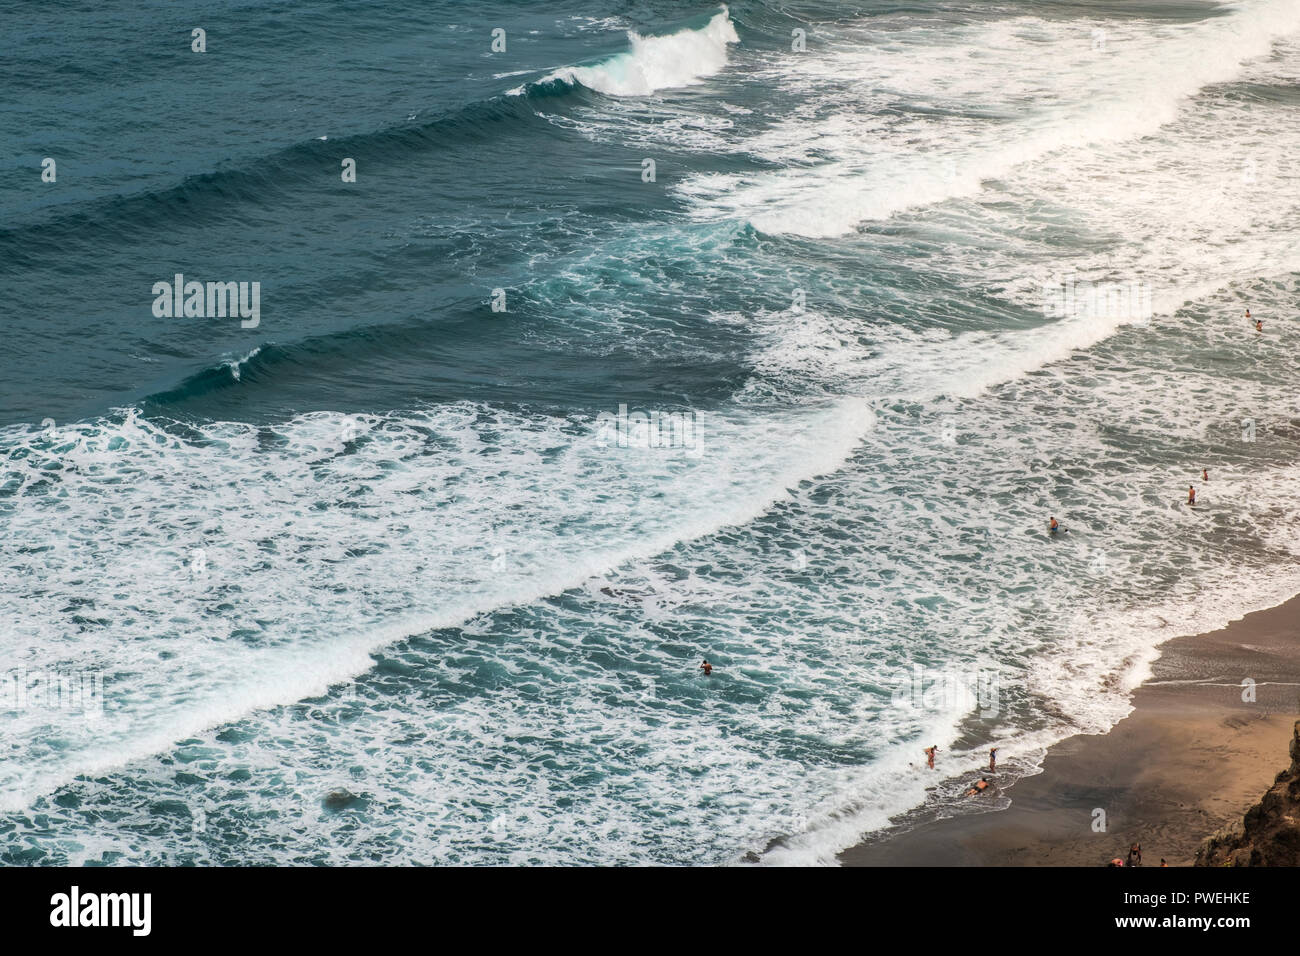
[2, 1, 1299, 865]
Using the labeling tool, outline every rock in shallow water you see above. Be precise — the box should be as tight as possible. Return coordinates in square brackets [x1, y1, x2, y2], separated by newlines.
[323, 789, 363, 811]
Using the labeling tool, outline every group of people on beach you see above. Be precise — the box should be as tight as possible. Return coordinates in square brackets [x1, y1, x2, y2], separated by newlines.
[1034, 313, 1263, 858]
[921, 745, 999, 797]
[1107, 843, 1168, 867]
[705, 306, 1269, 859]
[919, 310, 1275, 858]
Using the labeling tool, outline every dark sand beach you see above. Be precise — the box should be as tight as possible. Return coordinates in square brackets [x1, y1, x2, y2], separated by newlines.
[842, 596, 1300, 867]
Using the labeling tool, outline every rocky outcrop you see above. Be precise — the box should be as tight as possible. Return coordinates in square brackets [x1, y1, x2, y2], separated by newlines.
[323, 788, 363, 811]
[1196, 720, 1300, 866]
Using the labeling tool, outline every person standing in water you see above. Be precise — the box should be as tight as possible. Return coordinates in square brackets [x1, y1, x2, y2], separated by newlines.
[1188, 486, 1196, 505]
[1049, 516, 1059, 535]
[989, 747, 999, 773]
[1256, 319, 1264, 332]
[699, 659, 712, 676]
[1202, 468, 1208, 482]
[924, 745, 938, 769]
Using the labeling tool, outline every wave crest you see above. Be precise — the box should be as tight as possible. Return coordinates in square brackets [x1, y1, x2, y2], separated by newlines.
[518, 7, 738, 98]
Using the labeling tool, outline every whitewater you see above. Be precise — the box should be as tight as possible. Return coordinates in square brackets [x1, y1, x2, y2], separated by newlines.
[2, 0, 1299, 866]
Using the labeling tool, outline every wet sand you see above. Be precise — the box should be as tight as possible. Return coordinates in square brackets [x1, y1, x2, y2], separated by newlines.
[841, 597, 1300, 866]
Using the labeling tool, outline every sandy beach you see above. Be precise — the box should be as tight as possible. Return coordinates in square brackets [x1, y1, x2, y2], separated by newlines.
[841, 596, 1300, 867]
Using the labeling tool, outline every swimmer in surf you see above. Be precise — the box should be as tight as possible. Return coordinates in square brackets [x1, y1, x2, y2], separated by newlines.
[924, 745, 938, 769]
[700, 659, 712, 676]
[965, 778, 990, 797]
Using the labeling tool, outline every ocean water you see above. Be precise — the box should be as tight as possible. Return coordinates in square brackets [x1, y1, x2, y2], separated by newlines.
[1, 0, 1299, 865]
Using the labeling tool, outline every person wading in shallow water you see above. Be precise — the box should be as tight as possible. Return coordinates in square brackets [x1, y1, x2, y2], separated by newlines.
[699, 659, 712, 676]
[989, 747, 999, 773]
[924, 745, 938, 769]
[1188, 485, 1196, 505]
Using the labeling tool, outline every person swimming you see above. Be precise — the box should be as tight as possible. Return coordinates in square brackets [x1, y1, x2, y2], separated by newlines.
[965, 778, 990, 797]
[1256, 319, 1263, 332]
[699, 659, 712, 676]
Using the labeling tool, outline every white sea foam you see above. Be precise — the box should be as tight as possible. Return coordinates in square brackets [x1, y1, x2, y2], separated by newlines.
[519, 7, 738, 97]
[6, 2, 1300, 869]
[221, 346, 263, 382]
[0, 397, 872, 812]
[679, 0, 1300, 236]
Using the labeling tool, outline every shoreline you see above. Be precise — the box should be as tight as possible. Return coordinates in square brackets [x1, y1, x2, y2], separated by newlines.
[840, 595, 1300, 866]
